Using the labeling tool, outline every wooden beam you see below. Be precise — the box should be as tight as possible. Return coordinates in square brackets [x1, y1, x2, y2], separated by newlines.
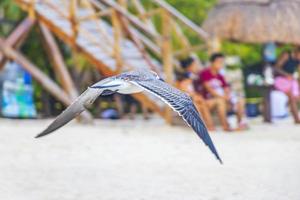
[130, 28, 161, 55]
[0, 38, 92, 122]
[28, 11, 115, 76]
[92, 0, 158, 38]
[137, 8, 162, 20]
[79, 0, 115, 49]
[42, 0, 69, 19]
[77, 9, 112, 21]
[69, 0, 78, 43]
[111, 9, 123, 72]
[39, 23, 79, 100]
[132, 0, 158, 34]
[161, 12, 173, 83]
[28, 0, 36, 19]
[119, 13, 160, 73]
[0, 17, 35, 69]
[161, 10, 173, 124]
[0, 38, 71, 105]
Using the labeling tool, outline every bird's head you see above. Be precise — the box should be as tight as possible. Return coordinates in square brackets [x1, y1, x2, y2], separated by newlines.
[149, 70, 165, 82]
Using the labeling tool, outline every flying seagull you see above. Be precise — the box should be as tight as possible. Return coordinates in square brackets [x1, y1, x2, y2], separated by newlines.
[36, 70, 222, 163]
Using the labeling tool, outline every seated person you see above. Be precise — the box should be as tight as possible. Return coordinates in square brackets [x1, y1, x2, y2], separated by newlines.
[176, 71, 215, 131]
[275, 49, 300, 124]
[198, 53, 247, 131]
[178, 56, 228, 131]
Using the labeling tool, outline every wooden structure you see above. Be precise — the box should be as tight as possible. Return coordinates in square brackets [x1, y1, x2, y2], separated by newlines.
[1, 0, 209, 122]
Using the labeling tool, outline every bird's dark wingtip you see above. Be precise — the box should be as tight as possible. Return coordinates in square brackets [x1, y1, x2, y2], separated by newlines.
[35, 130, 50, 138]
[214, 151, 223, 164]
[218, 158, 223, 165]
[213, 149, 223, 165]
[35, 133, 44, 138]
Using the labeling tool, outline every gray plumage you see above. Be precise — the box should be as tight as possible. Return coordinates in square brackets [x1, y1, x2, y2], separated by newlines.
[36, 70, 222, 164]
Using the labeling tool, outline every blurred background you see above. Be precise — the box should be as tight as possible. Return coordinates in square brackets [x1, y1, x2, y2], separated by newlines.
[0, 0, 300, 199]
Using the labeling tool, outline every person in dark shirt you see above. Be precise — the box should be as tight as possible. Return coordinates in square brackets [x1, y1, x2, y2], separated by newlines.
[199, 53, 247, 131]
[275, 49, 300, 123]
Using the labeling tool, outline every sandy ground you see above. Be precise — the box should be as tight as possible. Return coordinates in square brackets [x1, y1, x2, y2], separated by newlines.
[0, 116, 299, 200]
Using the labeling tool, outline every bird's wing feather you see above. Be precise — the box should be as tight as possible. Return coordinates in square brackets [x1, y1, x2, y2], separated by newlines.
[133, 79, 222, 163]
[35, 87, 103, 138]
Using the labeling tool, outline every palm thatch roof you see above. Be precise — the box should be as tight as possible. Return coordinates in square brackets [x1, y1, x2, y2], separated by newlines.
[202, 0, 300, 45]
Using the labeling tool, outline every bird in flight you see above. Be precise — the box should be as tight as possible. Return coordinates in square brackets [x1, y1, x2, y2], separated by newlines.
[36, 70, 222, 164]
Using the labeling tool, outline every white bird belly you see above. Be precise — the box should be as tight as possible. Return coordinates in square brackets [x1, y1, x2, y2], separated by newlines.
[91, 79, 143, 94]
[117, 81, 143, 94]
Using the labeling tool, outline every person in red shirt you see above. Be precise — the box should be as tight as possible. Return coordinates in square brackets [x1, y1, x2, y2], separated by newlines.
[178, 56, 230, 131]
[199, 53, 247, 131]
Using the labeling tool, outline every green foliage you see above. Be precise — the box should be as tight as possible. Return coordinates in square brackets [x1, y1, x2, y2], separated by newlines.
[222, 41, 262, 66]
[0, 0, 23, 21]
[0, 1, 24, 36]
[165, 0, 217, 25]
[165, 0, 217, 60]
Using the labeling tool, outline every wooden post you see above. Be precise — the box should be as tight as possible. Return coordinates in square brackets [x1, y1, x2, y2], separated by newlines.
[0, 17, 35, 69]
[28, 0, 36, 19]
[161, 10, 173, 124]
[39, 23, 79, 100]
[118, 0, 127, 7]
[132, 0, 157, 35]
[119, 12, 159, 73]
[0, 38, 92, 122]
[208, 36, 221, 55]
[39, 22, 92, 124]
[111, 9, 123, 72]
[0, 38, 71, 105]
[69, 0, 78, 43]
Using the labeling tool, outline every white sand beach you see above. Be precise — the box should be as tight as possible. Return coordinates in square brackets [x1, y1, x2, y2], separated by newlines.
[0, 117, 299, 200]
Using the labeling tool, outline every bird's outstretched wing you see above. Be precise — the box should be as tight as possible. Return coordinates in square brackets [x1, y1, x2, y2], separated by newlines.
[35, 87, 103, 138]
[133, 79, 222, 164]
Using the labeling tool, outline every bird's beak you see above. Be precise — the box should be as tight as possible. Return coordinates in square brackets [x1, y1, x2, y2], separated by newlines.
[90, 84, 121, 89]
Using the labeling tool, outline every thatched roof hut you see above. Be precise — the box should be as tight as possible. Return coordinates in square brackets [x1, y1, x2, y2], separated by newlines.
[202, 0, 300, 45]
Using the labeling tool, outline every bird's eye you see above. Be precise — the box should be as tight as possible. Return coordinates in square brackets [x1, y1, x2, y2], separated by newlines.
[149, 71, 158, 77]
[149, 70, 163, 81]
[155, 74, 161, 80]
[158, 77, 165, 82]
